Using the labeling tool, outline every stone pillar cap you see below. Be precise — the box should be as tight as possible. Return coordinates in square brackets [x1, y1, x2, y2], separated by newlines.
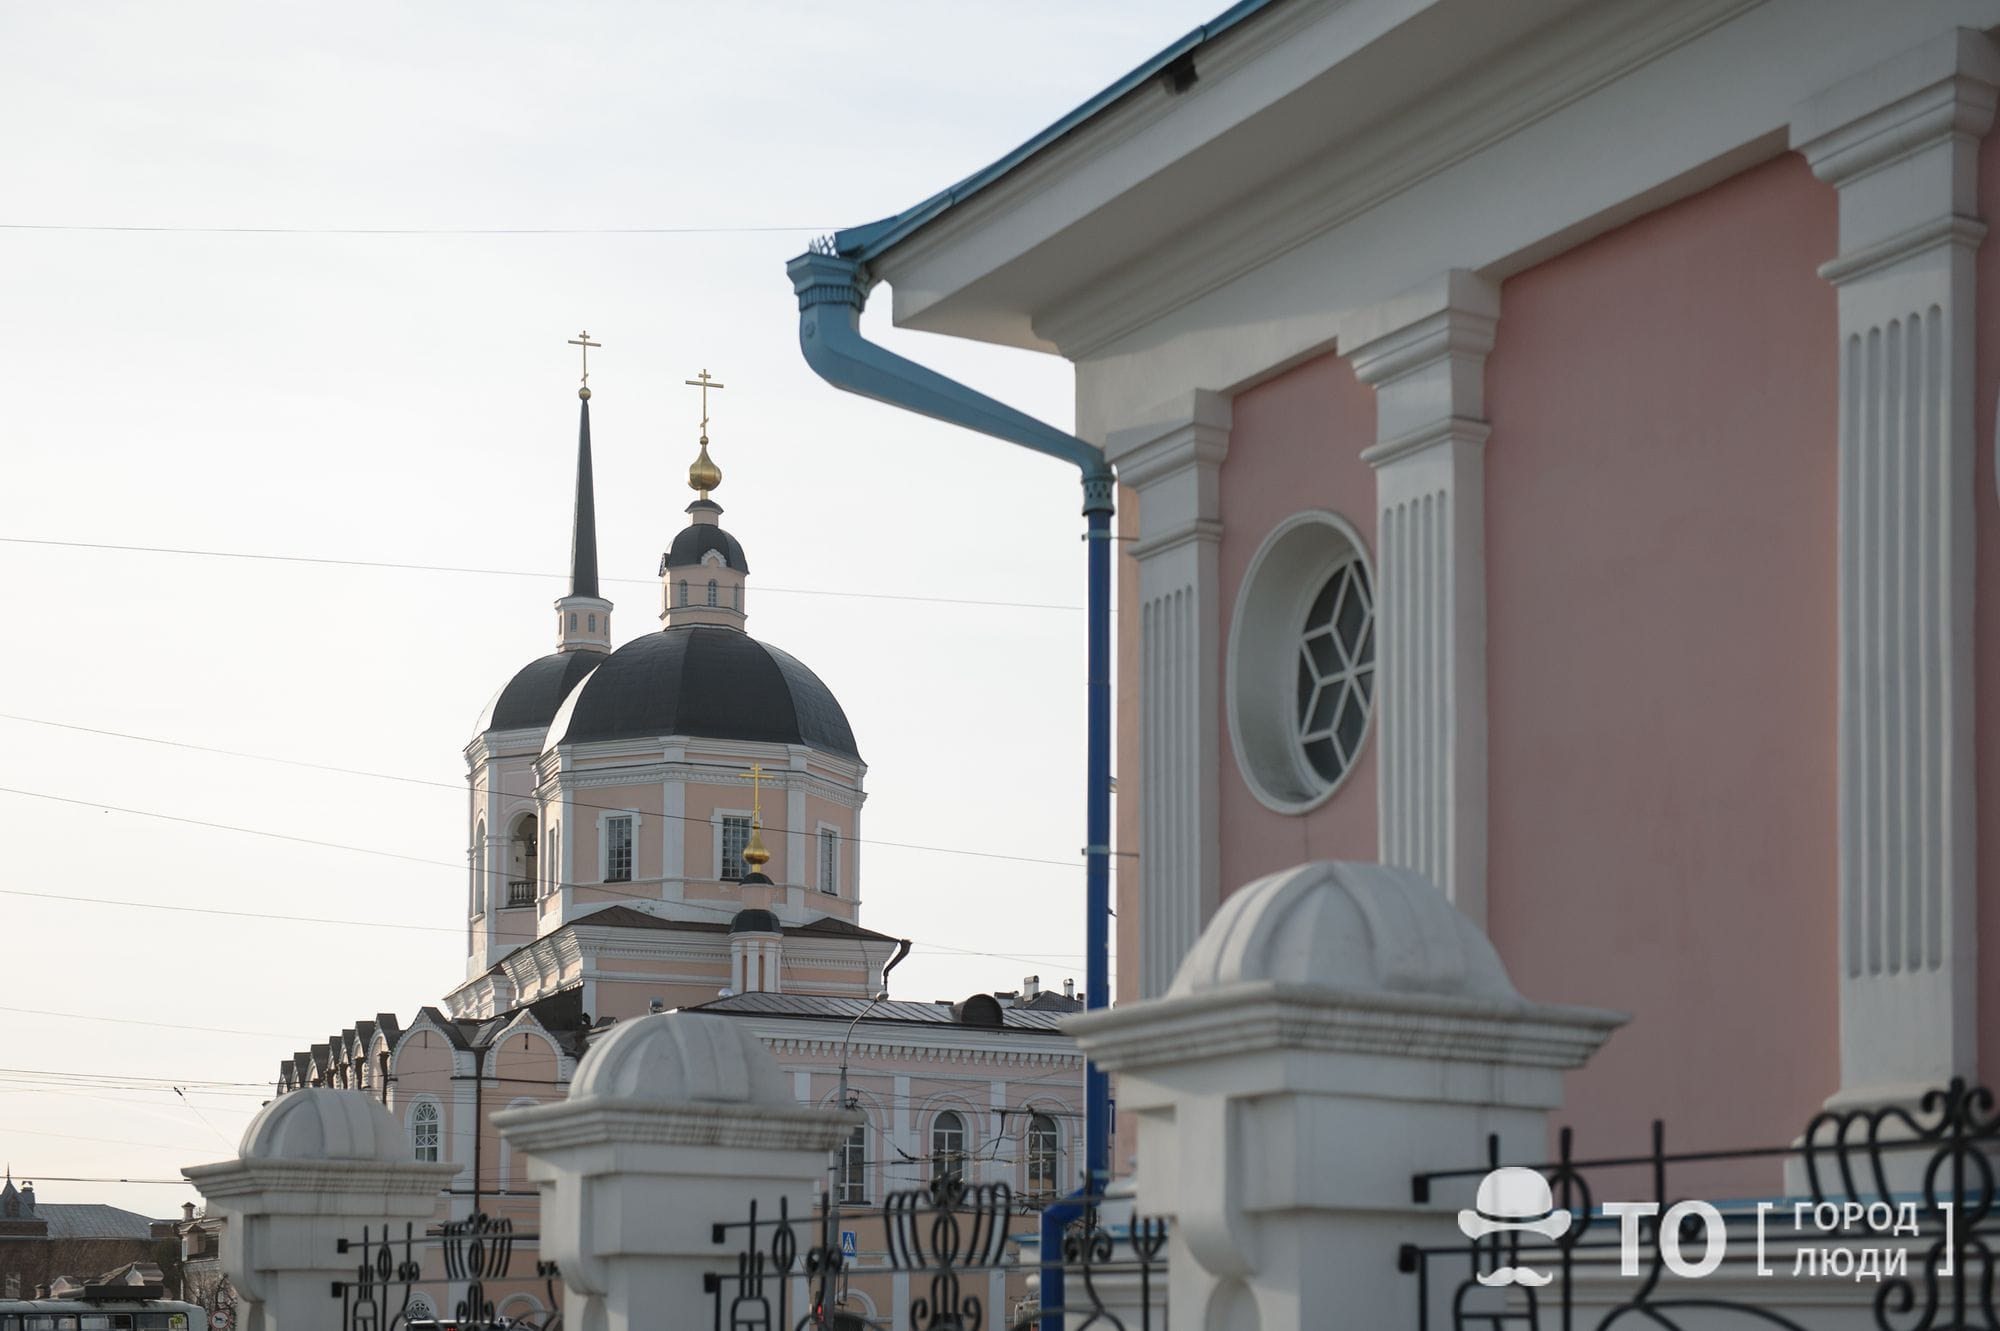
[238, 1089, 413, 1163]
[1070, 861, 1626, 1075]
[570, 1012, 791, 1106]
[1170, 861, 1516, 1002]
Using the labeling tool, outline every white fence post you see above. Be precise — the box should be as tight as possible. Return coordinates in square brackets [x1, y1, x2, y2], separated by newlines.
[1069, 861, 1626, 1331]
[495, 1011, 853, 1331]
[183, 1089, 456, 1331]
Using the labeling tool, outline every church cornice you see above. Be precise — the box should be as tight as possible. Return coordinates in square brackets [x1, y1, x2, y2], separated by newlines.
[544, 760, 865, 810]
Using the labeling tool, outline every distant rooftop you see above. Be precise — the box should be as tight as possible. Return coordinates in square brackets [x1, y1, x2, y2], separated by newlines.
[681, 990, 1075, 1032]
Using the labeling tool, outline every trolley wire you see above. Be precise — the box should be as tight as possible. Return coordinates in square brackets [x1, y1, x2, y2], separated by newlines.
[0, 537, 1085, 613]
[0, 714, 1112, 872]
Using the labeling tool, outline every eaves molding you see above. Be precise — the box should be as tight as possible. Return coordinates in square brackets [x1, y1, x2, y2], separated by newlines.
[1034, 0, 1761, 359]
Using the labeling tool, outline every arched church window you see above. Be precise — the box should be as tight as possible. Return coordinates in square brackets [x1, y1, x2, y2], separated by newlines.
[707, 579, 718, 607]
[733, 583, 742, 611]
[1027, 1113, 1059, 1197]
[568, 612, 577, 630]
[679, 579, 689, 606]
[411, 1101, 441, 1162]
[931, 1110, 966, 1181]
[587, 613, 596, 631]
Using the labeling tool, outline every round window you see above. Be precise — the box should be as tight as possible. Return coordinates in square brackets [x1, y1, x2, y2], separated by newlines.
[1228, 511, 1376, 812]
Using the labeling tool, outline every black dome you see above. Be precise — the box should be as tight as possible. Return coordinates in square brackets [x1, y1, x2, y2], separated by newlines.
[665, 524, 749, 574]
[478, 650, 607, 734]
[548, 626, 859, 759]
[730, 908, 781, 934]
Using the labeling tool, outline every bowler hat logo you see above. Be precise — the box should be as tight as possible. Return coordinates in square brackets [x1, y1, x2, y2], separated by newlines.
[1457, 1167, 1571, 1287]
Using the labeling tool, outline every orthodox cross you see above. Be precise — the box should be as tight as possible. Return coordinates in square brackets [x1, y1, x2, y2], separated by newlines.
[567, 330, 600, 385]
[743, 762, 768, 824]
[685, 368, 726, 434]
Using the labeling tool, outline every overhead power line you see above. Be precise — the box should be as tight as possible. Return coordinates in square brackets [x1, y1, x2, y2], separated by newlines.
[1, 222, 830, 236]
[0, 1003, 293, 1039]
[0, 712, 1116, 870]
[0, 537, 1085, 612]
[0, 787, 1094, 969]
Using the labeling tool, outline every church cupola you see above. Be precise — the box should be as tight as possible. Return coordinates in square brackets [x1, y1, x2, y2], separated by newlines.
[555, 332, 613, 653]
[660, 369, 750, 629]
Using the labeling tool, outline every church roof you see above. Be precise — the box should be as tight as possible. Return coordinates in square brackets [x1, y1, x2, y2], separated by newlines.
[570, 904, 897, 943]
[478, 648, 607, 735]
[682, 991, 1074, 1032]
[665, 521, 749, 574]
[545, 625, 859, 759]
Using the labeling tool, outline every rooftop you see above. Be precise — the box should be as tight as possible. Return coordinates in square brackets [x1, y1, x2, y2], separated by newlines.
[680, 990, 1074, 1032]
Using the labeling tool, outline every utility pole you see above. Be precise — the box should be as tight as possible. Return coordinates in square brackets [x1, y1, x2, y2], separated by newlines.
[816, 939, 910, 1327]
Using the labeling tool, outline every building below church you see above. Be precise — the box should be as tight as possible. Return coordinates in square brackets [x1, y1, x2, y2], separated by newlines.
[0, 1173, 176, 1302]
[260, 366, 1084, 1329]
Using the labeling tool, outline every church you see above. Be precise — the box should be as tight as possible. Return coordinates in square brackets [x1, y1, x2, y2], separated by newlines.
[264, 351, 1084, 1329]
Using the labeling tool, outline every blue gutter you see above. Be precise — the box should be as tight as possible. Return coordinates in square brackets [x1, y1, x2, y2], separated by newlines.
[831, 0, 1281, 263]
[788, 251, 1113, 1331]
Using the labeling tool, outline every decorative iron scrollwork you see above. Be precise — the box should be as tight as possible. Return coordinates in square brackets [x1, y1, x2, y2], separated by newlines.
[334, 1215, 560, 1331]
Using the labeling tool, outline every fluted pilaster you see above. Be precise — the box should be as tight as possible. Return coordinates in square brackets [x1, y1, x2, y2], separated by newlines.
[1340, 271, 1496, 925]
[1106, 391, 1230, 998]
[1793, 28, 1996, 1100]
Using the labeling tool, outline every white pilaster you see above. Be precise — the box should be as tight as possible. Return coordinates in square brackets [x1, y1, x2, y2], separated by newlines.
[1792, 29, 1996, 1103]
[1337, 271, 1496, 925]
[1104, 390, 1230, 999]
[663, 772, 686, 902]
[787, 757, 809, 891]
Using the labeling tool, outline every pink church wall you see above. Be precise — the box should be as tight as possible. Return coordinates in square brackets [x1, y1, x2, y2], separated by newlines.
[1969, 131, 2000, 1085]
[1483, 151, 1839, 1169]
[1216, 354, 1380, 893]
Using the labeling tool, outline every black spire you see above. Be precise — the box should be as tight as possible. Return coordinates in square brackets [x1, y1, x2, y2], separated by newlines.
[570, 392, 600, 598]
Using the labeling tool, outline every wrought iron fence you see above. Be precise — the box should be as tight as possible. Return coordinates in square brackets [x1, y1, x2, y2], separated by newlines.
[1400, 1076, 2000, 1331]
[334, 1211, 561, 1331]
[704, 1175, 1167, 1330]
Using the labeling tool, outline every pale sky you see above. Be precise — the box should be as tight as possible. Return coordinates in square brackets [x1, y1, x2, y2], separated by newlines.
[0, 1, 1219, 1217]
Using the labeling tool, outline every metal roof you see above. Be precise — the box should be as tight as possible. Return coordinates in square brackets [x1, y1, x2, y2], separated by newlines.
[681, 990, 1072, 1032]
[548, 625, 859, 759]
[39, 1204, 161, 1241]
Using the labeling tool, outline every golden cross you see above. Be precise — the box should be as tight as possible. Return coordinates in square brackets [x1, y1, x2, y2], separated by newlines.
[743, 762, 767, 822]
[684, 368, 726, 433]
[567, 330, 600, 384]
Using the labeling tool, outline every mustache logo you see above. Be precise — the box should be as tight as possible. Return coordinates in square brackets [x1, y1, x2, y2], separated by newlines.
[1478, 1266, 1553, 1288]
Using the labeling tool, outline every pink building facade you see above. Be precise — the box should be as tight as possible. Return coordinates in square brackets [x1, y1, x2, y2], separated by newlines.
[842, 0, 2000, 1167]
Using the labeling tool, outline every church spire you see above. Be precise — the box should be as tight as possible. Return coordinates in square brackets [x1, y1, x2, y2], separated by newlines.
[555, 331, 612, 654]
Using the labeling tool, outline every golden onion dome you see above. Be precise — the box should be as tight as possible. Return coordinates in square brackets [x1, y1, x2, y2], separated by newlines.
[688, 437, 722, 495]
[741, 822, 771, 871]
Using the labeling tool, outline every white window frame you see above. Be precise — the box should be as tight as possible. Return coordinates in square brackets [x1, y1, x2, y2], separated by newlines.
[837, 1120, 868, 1204]
[1226, 510, 1377, 814]
[930, 1108, 968, 1180]
[713, 809, 753, 882]
[409, 1098, 442, 1163]
[592, 807, 640, 879]
[1025, 1111, 1060, 1197]
[817, 823, 841, 895]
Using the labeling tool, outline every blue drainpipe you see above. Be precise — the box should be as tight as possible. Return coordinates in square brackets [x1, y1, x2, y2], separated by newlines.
[787, 250, 1114, 1331]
